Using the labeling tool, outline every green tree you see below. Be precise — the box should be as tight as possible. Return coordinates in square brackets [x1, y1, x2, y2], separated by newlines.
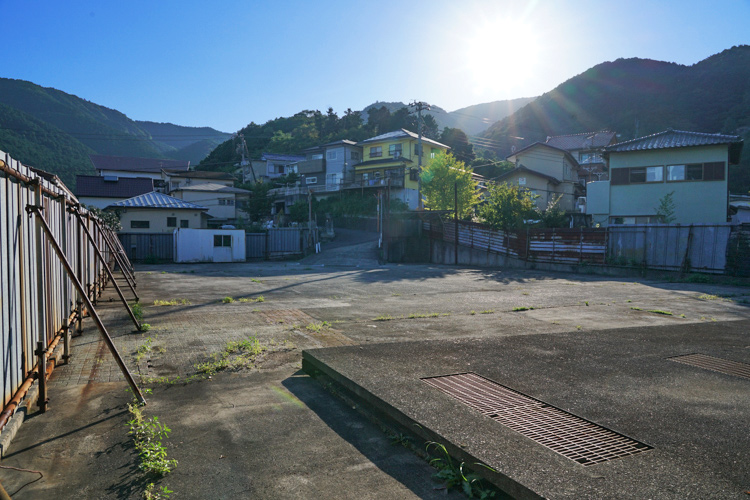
[238, 181, 274, 222]
[478, 182, 536, 232]
[89, 206, 122, 232]
[420, 153, 480, 219]
[536, 194, 568, 228]
[655, 191, 676, 223]
[439, 127, 475, 163]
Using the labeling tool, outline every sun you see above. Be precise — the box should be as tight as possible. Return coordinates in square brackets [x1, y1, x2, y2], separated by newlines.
[463, 18, 541, 95]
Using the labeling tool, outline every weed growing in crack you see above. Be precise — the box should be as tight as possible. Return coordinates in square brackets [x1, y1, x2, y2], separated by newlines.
[153, 299, 190, 306]
[132, 303, 144, 322]
[222, 297, 235, 303]
[194, 337, 266, 376]
[238, 295, 265, 303]
[126, 401, 177, 477]
[648, 309, 673, 316]
[425, 441, 497, 498]
[144, 483, 173, 499]
[512, 306, 534, 312]
[305, 321, 331, 332]
[135, 335, 165, 362]
[480, 310, 494, 314]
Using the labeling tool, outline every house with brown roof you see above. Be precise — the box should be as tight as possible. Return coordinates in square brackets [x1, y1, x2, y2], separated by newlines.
[503, 142, 582, 213]
[545, 131, 618, 184]
[587, 129, 743, 226]
[75, 175, 154, 209]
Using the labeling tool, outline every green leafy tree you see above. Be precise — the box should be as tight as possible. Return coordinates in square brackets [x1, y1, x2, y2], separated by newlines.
[655, 191, 677, 223]
[479, 182, 536, 232]
[420, 153, 480, 219]
[89, 206, 122, 232]
[238, 181, 274, 222]
[439, 127, 475, 163]
[536, 194, 568, 228]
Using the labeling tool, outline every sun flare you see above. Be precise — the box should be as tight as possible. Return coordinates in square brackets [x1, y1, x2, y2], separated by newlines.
[464, 18, 541, 95]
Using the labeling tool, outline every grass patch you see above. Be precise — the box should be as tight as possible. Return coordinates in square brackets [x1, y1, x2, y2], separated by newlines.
[479, 310, 494, 314]
[127, 400, 177, 477]
[305, 321, 331, 332]
[238, 295, 265, 303]
[153, 299, 190, 306]
[221, 297, 235, 303]
[648, 309, 673, 315]
[470, 310, 476, 315]
[512, 306, 534, 312]
[630, 306, 642, 311]
[374, 314, 395, 321]
[194, 337, 265, 376]
[407, 312, 440, 319]
[250, 278, 262, 283]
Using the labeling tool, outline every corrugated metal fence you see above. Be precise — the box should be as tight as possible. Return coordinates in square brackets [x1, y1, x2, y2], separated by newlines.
[118, 233, 174, 261]
[246, 228, 312, 259]
[424, 217, 738, 273]
[1, 150, 126, 428]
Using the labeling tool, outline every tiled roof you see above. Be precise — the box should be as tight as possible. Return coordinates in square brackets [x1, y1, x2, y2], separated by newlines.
[506, 142, 579, 167]
[75, 175, 154, 198]
[165, 170, 236, 180]
[359, 129, 450, 149]
[170, 182, 250, 194]
[492, 165, 560, 185]
[604, 129, 743, 157]
[545, 131, 617, 151]
[89, 154, 190, 173]
[322, 139, 359, 147]
[107, 192, 207, 210]
[260, 153, 306, 162]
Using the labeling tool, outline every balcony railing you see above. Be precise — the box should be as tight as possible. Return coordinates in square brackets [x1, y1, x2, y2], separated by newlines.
[344, 176, 404, 189]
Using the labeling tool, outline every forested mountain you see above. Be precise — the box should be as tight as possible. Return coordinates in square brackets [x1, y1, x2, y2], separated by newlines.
[359, 97, 537, 136]
[480, 46, 750, 192]
[0, 78, 229, 188]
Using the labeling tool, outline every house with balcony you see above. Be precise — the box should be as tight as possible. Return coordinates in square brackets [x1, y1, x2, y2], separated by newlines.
[353, 129, 450, 209]
[170, 183, 251, 227]
[502, 142, 583, 212]
[545, 131, 618, 184]
[246, 152, 305, 183]
[587, 129, 743, 226]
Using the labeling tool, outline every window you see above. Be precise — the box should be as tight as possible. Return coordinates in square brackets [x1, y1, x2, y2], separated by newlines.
[414, 144, 421, 156]
[218, 199, 235, 206]
[667, 162, 725, 182]
[370, 146, 382, 158]
[326, 151, 337, 160]
[350, 151, 360, 160]
[431, 148, 439, 159]
[131, 221, 150, 229]
[389, 143, 402, 158]
[610, 216, 659, 225]
[167, 217, 177, 227]
[311, 153, 323, 160]
[213, 235, 232, 247]
[409, 168, 419, 181]
[629, 166, 663, 183]
[306, 177, 317, 184]
[180, 219, 189, 228]
[518, 177, 527, 186]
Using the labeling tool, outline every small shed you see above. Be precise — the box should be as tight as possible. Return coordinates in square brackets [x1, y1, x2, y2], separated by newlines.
[173, 228, 246, 263]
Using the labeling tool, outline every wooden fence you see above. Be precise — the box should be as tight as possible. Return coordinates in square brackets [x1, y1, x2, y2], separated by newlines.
[0, 150, 130, 432]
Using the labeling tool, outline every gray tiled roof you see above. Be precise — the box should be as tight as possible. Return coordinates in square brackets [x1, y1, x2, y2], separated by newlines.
[107, 192, 206, 210]
[170, 182, 250, 194]
[260, 153, 305, 162]
[89, 154, 190, 173]
[546, 131, 617, 151]
[75, 175, 154, 198]
[604, 129, 742, 153]
[359, 129, 450, 149]
[506, 142, 579, 167]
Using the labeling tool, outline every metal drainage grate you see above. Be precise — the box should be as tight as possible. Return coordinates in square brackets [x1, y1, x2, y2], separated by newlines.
[668, 353, 750, 380]
[422, 372, 651, 466]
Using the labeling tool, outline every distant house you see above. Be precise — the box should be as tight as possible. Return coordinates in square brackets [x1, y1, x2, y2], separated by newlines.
[89, 155, 190, 190]
[247, 153, 305, 183]
[107, 192, 209, 233]
[587, 129, 744, 226]
[170, 183, 250, 227]
[163, 170, 235, 193]
[545, 131, 618, 184]
[503, 142, 582, 212]
[355, 129, 450, 209]
[75, 175, 154, 209]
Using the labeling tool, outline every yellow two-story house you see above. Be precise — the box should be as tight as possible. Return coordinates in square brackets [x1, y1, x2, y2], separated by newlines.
[352, 129, 450, 209]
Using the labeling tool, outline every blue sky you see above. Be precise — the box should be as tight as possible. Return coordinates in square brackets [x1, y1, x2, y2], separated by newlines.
[1, 0, 748, 132]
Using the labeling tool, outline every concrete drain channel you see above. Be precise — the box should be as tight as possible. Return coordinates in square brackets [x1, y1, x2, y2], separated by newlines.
[422, 372, 651, 466]
[668, 353, 750, 379]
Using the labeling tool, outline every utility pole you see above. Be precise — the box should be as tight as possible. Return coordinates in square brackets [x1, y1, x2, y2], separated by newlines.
[409, 100, 430, 210]
[237, 133, 256, 183]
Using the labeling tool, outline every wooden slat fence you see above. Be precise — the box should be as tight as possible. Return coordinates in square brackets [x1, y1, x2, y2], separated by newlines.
[0, 149, 126, 428]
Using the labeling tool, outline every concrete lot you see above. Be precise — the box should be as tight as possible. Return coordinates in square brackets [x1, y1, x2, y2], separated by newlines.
[0, 230, 748, 498]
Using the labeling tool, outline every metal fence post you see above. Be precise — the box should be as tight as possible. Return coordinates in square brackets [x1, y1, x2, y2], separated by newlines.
[35, 341, 47, 413]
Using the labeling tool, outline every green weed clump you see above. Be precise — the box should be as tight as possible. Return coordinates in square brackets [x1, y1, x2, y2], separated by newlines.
[153, 299, 190, 306]
[222, 297, 235, 303]
[512, 306, 534, 312]
[194, 337, 265, 376]
[127, 403, 177, 476]
[132, 302, 144, 321]
[426, 441, 497, 498]
[305, 321, 331, 332]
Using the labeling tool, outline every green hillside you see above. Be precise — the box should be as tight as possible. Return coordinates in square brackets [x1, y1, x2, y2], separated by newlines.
[0, 78, 231, 189]
[0, 103, 95, 187]
[480, 46, 750, 192]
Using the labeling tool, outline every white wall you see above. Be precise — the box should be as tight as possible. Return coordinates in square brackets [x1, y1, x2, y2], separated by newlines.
[117, 208, 205, 233]
[173, 228, 246, 263]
